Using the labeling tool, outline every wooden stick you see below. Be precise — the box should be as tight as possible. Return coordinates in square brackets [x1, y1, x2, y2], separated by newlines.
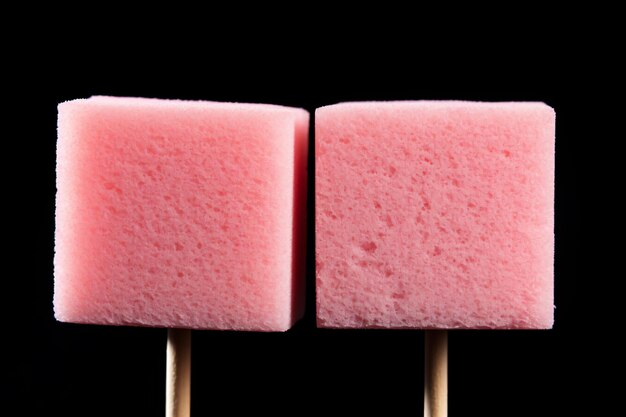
[424, 330, 447, 417]
[166, 329, 191, 417]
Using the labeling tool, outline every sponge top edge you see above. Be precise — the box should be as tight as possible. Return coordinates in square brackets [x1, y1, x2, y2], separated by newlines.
[59, 96, 309, 118]
[316, 100, 554, 115]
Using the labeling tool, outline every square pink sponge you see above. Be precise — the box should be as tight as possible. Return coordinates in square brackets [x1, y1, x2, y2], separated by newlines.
[55, 96, 309, 331]
[316, 101, 554, 329]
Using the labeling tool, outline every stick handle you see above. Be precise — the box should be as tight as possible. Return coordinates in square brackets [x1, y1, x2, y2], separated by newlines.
[166, 329, 191, 417]
[424, 330, 447, 417]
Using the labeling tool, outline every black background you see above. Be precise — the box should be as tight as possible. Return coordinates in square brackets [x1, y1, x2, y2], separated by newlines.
[6, 18, 601, 416]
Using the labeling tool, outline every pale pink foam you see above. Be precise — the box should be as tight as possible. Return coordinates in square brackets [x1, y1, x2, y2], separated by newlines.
[55, 96, 309, 331]
[316, 101, 554, 329]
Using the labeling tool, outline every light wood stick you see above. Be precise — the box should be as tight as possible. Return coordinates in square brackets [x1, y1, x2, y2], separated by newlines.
[166, 329, 191, 417]
[424, 330, 447, 417]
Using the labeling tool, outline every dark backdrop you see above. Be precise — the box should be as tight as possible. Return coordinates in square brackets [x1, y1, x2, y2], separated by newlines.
[6, 25, 594, 416]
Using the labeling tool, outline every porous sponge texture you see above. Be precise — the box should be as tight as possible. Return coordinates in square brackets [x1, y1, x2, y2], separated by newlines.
[316, 101, 554, 329]
[55, 96, 309, 331]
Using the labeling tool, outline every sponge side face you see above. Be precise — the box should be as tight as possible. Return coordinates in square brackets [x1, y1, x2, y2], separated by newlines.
[316, 101, 554, 329]
[55, 97, 309, 331]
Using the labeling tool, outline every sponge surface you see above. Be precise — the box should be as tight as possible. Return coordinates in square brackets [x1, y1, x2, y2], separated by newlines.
[316, 101, 554, 329]
[55, 96, 309, 331]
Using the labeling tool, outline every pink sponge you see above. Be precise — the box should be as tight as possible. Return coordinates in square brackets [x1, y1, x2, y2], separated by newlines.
[316, 101, 554, 329]
[55, 96, 309, 331]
